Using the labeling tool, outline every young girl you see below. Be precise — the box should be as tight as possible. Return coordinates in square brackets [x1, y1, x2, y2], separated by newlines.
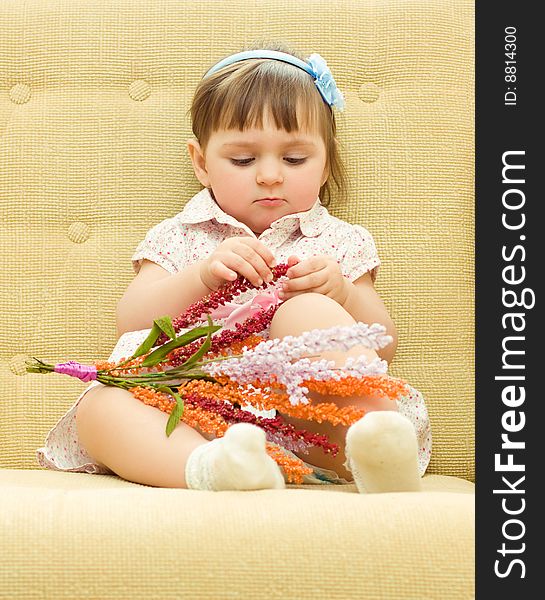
[36, 43, 431, 492]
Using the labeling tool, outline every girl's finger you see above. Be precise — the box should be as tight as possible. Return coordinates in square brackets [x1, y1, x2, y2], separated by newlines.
[212, 260, 238, 281]
[224, 253, 265, 287]
[287, 255, 300, 267]
[244, 239, 277, 271]
[282, 275, 308, 293]
[232, 244, 273, 284]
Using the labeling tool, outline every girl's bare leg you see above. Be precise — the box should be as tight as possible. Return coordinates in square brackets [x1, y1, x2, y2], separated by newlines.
[269, 293, 399, 482]
[76, 385, 285, 491]
[76, 385, 213, 488]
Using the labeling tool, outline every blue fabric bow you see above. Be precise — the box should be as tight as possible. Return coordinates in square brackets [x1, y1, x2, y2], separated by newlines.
[307, 53, 345, 112]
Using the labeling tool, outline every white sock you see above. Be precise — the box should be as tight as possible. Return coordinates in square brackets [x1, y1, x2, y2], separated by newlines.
[343, 411, 422, 493]
[184, 423, 286, 491]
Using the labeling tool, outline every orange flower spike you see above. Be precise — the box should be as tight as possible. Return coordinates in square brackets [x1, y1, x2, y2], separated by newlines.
[227, 377, 365, 427]
[93, 357, 144, 377]
[195, 377, 274, 411]
[214, 334, 265, 357]
[178, 379, 249, 407]
[129, 386, 176, 413]
[242, 379, 292, 412]
[265, 443, 313, 485]
[305, 375, 409, 401]
[182, 404, 229, 439]
[93, 360, 112, 370]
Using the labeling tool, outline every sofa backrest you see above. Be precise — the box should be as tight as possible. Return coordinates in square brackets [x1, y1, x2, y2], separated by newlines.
[0, 0, 474, 480]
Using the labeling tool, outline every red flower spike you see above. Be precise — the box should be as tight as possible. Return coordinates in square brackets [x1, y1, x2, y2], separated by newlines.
[155, 264, 289, 346]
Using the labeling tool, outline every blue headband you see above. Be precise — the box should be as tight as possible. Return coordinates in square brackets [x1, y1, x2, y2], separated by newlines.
[202, 50, 345, 112]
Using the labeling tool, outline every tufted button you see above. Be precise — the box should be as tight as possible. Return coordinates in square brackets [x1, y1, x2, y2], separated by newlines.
[128, 80, 152, 101]
[358, 82, 380, 103]
[9, 83, 32, 105]
[9, 354, 30, 376]
[67, 222, 90, 243]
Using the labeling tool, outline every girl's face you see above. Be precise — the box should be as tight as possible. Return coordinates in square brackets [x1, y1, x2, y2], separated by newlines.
[187, 111, 329, 235]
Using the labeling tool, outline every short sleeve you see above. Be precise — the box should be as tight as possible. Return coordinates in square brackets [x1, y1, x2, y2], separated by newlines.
[340, 224, 381, 284]
[131, 217, 188, 275]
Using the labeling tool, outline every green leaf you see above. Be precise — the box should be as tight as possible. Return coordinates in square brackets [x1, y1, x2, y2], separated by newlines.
[131, 316, 177, 359]
[154, 316, 176, 341]
[158, 386, 184, 437]
[178, 315, 215, 370]
[132, 323, 162, 358]
[140, 321, 221, 368]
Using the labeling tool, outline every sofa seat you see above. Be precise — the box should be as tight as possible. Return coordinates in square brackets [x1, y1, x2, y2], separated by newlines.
[1, 468, 474, 599]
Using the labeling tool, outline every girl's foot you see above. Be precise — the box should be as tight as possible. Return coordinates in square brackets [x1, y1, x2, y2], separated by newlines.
[344, 411, 422, 493]
[185, 423, 286, 491]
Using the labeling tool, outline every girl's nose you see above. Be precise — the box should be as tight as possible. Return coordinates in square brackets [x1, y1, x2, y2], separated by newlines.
[256, 160, 284, 185]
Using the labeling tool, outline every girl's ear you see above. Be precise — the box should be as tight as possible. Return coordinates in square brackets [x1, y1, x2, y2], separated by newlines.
[187, 138, 211, 187]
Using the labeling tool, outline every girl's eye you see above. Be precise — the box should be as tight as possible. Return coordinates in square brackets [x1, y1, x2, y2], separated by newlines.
[230, 157, 307, 166]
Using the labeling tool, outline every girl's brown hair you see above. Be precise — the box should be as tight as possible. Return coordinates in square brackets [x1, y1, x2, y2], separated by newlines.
[189, 41, 348, 207]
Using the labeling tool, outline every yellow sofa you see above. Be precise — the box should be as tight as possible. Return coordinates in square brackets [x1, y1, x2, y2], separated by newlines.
[0, 1, 474, 598]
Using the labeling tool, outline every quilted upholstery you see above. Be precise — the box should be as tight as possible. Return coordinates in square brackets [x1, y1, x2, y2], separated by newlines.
[1, 1, 474, 598]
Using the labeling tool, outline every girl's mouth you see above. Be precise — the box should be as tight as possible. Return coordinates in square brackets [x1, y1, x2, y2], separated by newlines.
[255, 198, 285, 206]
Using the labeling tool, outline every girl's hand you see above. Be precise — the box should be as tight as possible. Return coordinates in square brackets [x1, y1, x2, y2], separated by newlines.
[279, 255, 350, 305]
[199, 236, 276, 291]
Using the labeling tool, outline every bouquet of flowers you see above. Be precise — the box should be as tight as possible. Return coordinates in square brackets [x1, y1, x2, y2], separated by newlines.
[26, 263, 409, 484]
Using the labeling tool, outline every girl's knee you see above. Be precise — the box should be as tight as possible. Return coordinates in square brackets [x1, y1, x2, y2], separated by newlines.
[76, 384, 118, 423]
[270, 292, 353, 339]
[76, 384, 106, 426]
[75, 385, 132, 459]
[279, 292, 335, 310]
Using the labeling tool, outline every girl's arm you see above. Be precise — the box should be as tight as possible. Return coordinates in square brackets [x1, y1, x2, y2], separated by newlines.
[116, 261, 211, 337]
[339, 272, 398, 364]
[117, 237, 275, 337]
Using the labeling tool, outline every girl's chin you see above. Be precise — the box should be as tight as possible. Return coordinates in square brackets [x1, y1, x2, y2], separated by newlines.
[249, 219, 273, 236]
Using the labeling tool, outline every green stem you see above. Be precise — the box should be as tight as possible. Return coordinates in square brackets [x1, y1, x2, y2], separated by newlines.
[99, 368, 208, 383]
[100, 351, 245, 375]
[97, 369, 218, 388]
[197, 353, 243, 365]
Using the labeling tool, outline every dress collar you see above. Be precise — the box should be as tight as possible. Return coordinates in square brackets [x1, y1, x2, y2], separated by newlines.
[179, 188, 330, 237]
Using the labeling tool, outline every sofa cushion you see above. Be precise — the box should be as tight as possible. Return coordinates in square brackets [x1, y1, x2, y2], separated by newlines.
[0, 469, 474, 599]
